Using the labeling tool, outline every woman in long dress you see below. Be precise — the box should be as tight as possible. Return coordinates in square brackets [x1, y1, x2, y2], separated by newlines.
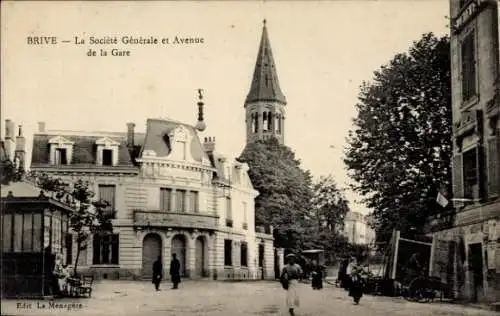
[311, 260, 323, 290]
[347, 257, 364, 305]
[281, 254, 303, 316]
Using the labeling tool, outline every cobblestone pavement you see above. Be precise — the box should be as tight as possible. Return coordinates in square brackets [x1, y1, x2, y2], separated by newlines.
[2, 280, 497, 316]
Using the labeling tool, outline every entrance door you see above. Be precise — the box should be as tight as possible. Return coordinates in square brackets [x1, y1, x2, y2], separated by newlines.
[171, 235, 186, 277]
[195, 236, 205, 278]
[468, 243, 484, 302]
[142, 233, 162, 279]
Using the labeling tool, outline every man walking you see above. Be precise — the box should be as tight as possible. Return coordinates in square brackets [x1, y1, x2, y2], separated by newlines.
[170, 253, 181, 289]
[152, 255, 163, 291]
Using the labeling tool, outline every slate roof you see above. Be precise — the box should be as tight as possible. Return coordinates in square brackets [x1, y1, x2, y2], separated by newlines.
[140, 118, 206, 162]
[31, 132, 145, 169]
[245, 21, 287, 105]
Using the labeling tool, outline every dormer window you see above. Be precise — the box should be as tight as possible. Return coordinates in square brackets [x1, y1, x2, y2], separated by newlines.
[49, 136, 74, 165]
[55, 148, 68, 165]
[168, 126, 191, 161]
[96, 137, 120, 167]
[102, 149, 113, 166]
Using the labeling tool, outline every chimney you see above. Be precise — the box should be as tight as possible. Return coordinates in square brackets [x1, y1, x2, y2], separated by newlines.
[195, 89, 206, 132]
[38, 122, 46, 133]
[203, 136, 215, 153]
[127, 122, 135, 148]
[14, 125, 26, 170]
[4, 119, 16, 160]
[5, 119, 14, 139]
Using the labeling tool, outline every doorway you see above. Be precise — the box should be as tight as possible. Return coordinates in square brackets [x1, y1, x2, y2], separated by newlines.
[468, 243, 484, 302]
[142, 233, 162, 279]
[171, 234, 187, 277]
[195, 236, 206, 278]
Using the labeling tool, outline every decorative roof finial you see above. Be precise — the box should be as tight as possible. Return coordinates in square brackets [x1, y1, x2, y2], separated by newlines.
[263, 19, 267, 26]
[195, 88, 206, 132]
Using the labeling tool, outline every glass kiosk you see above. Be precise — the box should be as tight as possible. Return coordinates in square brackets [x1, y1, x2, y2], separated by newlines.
[1, 194, 72, 298]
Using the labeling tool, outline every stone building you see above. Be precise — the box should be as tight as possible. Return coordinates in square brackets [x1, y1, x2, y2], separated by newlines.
[341, 211, 376, 246]
[427, 0, 499, 303]
[27, 94, 275, 280]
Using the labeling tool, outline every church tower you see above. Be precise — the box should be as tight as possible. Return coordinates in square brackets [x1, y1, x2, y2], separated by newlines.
[245, 20, 286, 145]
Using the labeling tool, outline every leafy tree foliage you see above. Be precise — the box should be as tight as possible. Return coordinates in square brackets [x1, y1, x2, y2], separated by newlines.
[239, 138, 314, 251]
[1, 158, 24, 185]
[304, 175, 351, 263]
[344, 33, 452, 243]
[311, 175, 350, 231]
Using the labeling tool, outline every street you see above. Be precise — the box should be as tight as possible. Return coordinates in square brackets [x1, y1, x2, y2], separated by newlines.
[1, 280, 497, 316]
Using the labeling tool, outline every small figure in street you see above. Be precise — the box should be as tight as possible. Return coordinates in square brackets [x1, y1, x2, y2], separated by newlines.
[347, 257, 364, 305]
[311, 260, 323, 290]
[280, 253, 303, 316]
[152, 255, 163, 291]
[170, 253, 181, 289]
[338, 257, 350, 290]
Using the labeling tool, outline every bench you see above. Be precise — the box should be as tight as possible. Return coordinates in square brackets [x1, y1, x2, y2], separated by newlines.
[67, 275, 94, 298]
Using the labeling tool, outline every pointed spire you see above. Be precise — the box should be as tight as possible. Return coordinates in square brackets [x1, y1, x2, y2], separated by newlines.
[245, 20, 287, 105]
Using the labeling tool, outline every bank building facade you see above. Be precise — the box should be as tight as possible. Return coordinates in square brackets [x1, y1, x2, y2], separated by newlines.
[26, 94, 274, 280]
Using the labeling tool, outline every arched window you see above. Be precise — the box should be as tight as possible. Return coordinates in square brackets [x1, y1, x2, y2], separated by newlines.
[275, 115, 280, 133]
[254, 113, 259, 132]
[278, 116, 282, 133]
[267, 112, 272, 131]
[263, 112, 268, 131]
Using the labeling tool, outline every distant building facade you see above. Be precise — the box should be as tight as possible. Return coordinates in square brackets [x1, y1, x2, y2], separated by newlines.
[427, 0, 499, 303]
[23, 96, 275, 281]
[341, 211, 376, 246]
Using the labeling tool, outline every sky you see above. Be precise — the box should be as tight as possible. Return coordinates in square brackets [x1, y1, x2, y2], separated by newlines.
[1, 0, 450, 215]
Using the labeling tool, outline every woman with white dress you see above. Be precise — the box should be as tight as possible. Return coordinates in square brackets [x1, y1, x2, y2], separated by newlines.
[280, 254, 303, 316]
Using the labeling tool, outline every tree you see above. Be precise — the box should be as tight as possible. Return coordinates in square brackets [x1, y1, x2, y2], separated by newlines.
[344, 33, 452, 243]
[238, 138, 314, 251]
[307, 175, 351, 263]
[311, 175, 350, 232]
[35, 173, 113, 276]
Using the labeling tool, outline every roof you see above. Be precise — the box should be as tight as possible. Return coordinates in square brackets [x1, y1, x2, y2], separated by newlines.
[245, 20, 287, 105]
[1, 181, 43, 198]
[140, 118, 206, 162]
[31, 132, 145, 168]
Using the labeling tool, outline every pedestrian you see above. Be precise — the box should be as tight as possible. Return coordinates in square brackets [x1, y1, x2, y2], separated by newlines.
[280, 254, 303, 316]
[347, 257, 364, 305]
[170, 253, 181, 289]
[311, 260, 323, 290]
[152, 255, 163, 291]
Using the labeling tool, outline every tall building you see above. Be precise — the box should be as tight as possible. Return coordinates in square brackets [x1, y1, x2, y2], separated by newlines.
[427, 0, 499, 303]
[5, 95, 276, 281]
[245, 20, 287, 145]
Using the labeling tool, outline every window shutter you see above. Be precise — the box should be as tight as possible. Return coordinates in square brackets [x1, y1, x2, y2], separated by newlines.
[488, 137, 500, 198]
[452, 154, 464, 199]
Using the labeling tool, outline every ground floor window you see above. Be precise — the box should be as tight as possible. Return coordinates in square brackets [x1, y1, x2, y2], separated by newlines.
[92, 233, 119, 264]
[240, 242, 248, 267]
[224, 239, 232, 266]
